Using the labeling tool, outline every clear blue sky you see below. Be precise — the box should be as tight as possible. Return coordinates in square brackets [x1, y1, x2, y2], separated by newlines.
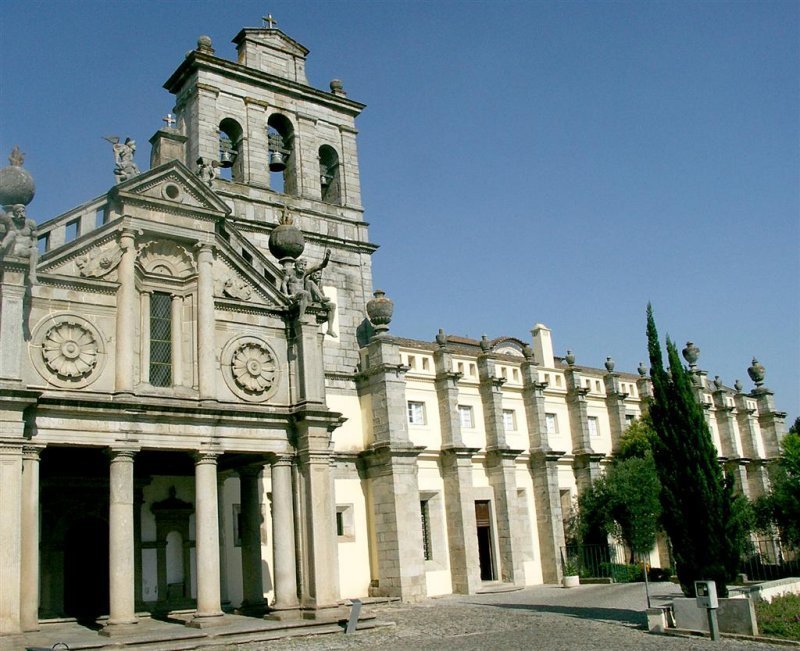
[1, 1, 798, 423]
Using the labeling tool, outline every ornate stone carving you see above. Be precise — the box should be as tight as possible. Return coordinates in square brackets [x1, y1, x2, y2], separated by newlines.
[232, 342, 276, 394]
[104, 136, 140, 184]
[42, 320, 98, 379]
[76, 244, 123, 278]
[196, 157, 219, 187]
[0, 203, 38, 283]
[366, 289, 393, 335]
[138, 240, 196, 278]
[222, 276, 252, 301]
[747, 357, 765, 387]
[682, 341, 700, 368]
[282, 249, 336, 337]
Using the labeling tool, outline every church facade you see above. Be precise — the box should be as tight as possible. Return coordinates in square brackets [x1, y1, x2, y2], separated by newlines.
[0, 21, 787, 637]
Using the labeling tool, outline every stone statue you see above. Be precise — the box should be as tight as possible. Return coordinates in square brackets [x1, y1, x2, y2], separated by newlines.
[0, 203, 38, 283]
[281, 249, 337, 337]
[104, 136, 140, 183]
[196, 157, 219, 187]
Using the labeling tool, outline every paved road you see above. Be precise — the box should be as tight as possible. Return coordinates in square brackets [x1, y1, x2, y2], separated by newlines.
[233, 583, 785, 650]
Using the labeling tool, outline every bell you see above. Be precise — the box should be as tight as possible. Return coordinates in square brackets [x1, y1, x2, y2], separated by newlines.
[269, 150, 287, 172]
[219, 149, 236, 168]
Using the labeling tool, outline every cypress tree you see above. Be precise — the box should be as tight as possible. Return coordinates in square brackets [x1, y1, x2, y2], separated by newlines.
[646, 304, 741, 597]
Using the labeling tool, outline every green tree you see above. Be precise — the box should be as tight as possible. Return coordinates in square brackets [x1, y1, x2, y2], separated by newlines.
[646, 304, 747, 597]
[755, 431, 800, 548]
[576, 419, 662, 562]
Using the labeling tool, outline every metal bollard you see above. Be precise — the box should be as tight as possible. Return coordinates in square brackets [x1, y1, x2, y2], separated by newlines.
[345, 598, 362, 634]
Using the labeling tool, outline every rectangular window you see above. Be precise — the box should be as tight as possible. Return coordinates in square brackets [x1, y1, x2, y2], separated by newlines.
[241, 249, 253, 264]
[595, 380, 601, 393]
[422, 357, 430, 371]
[545, 413, 558, 435]
[588, 416, 599, 437]
[503, 409, 517, 431]
[65, 218, 80, 242]
[149, 292, 172, 387]
[407, 355, 416, 370]
[96, 208, 106, 228]
[625, 414, 636, 425]
[555, 375, 562, 387]
[37, 233, 49, 255]
[407, 401, 426, 425]
[336, 504, 354, 540]
[458, 405, 474, 429]
[420, 500, 432, 561]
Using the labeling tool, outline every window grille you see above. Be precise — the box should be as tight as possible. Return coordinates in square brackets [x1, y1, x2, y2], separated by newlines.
[420, 500, 432, 561]
[150, 292, 172, 386]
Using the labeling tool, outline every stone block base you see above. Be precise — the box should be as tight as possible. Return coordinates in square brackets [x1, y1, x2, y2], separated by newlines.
[99, 621, 140, 637]
[186, 613, 227, 629]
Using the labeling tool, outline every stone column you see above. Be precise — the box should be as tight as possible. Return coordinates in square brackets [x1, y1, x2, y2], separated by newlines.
[196, 244, 216, 400]
[190, 451, 224, 626]
[104, 448, 139, 631]
[115, 229, 136, 393]
[20, 445, 43, 631]
[171, 294, 183, 387]
[295, 418, 342, 613]
[217, 474, 229, 606]
[0, 440, 22, 634]
[270, 454, 299, 615]
[521, 355, 566, 584]
[238, 466, 265, 614]
[139, 291, 151, 384]
[477, 347, 525, 585]
[433, 340, 481, 594]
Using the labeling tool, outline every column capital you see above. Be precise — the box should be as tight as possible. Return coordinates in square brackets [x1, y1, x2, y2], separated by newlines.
[22, 443, 45, 460]
[271, 453, 295, 468]
[193, 450, 221, 465]
[107, 446, 140, 461]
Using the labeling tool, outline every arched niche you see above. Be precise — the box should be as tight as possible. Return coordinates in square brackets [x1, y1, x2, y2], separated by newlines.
[319, 145, 341, 204]
[267, 113, 297, 195]
[219, 117, 244, 182]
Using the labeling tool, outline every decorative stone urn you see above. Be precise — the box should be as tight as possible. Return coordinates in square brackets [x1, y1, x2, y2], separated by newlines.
[682, 341, 700, 368]
[366, 289, 393, 334]
[734, 379, 743, 393]
[637, 361, 648, 377]
[604, 356, 615, 373]
[565, 350, 576, 366]
[435, 328, 448, 349]
[268, 206, 305, 261]
[747, 357, 765, 387]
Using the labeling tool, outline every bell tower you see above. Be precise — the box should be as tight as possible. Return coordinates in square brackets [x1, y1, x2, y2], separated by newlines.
[161, 19, 377, 374]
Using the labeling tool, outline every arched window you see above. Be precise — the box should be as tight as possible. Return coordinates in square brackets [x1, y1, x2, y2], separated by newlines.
[218, 118, 244, 182]
[318, 145, 341, 204]
[267, 113, 296, 195]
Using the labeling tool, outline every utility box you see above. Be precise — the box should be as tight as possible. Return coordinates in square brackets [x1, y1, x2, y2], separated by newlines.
[695, 580, 719, 609]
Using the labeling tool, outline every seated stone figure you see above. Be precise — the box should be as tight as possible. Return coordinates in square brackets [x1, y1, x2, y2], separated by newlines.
[281, 249, 337, 337]
[0, 203, 38, 283]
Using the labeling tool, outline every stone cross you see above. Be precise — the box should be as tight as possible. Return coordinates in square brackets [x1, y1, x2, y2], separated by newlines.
[262, 13, 277, 29]
[162, 113, 176, 128]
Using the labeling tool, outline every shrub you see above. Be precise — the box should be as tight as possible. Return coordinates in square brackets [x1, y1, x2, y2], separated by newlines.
[755, 593, 800, 641]
[599, 562, 643, 583]
[647, 566, 673, 582]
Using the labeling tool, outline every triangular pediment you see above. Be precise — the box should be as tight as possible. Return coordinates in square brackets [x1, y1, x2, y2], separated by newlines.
[110, 160, 231, 218]
[232, 28, 309, 58]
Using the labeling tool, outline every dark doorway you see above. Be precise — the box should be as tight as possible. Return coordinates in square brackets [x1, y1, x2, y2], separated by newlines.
[475, 500, 495, 581]
[63, 516, 109, 625]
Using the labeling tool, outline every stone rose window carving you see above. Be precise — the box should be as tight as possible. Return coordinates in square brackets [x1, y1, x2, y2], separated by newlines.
[42, 321, 99, 378]
[232, 342, 276, 394]
[30, 314, 107, 388]
[220, 335, 280, 402]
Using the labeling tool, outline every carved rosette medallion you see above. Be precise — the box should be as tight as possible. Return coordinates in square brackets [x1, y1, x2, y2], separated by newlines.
[232, 342, 276, 394]
[221, 335, 280, 402]
[30, 314, 106, 388]
[43, 321, 98, 378]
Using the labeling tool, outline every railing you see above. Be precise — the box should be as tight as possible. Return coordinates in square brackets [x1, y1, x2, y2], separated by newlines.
[562, 543, 642, 581]
[740, 537, 800, 582]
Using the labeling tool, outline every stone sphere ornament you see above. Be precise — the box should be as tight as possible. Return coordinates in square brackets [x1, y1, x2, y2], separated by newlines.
[269, 206, 305, 261]
[747, 357, 766, 387]
[0, 146, 35, 207]
[682, 341, 700, 368]
[366, 289, 393, 334]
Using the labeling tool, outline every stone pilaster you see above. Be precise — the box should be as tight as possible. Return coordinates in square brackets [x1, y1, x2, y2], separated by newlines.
[217, 474, 229, 606]
[171, 294, 183, 387]
[103, 447, 139, 632]
[0, 260, 28, 383]
[238, 466, 265, 614]
[565, 365, 599, 494]
[476, 351, 508, 449]
[291, 312, 326, 405]
[359, 442, 426, 600]
[521, 358, 566, 584]
[603, 371, 629, 453]
[20, 444, 43, 631]
[753, 387, 786, 460]
[269, 454, 299, 615]
[196, 244, 216, 400]
[358, 335, 410, 445]
[440, 448, 482, 594]
[115, 229, 136, 393]
[484, 447, 526, 585]
[433, 342, 482, 594]
[712, 388, 749, 495]
[294, 413, 342, 614]
[190, 451, 225, 626]
[244, 97, 269, 188]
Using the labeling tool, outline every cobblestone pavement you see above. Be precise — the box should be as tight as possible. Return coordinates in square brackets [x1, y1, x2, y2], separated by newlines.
[230, 583, 786, 651]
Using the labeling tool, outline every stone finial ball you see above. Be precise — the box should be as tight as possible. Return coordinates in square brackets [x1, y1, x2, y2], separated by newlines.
[330, 79, 344, 92]
[0, 163, 35, 207]
[268, 221, 305, 261]
[197, 35, 213, 49]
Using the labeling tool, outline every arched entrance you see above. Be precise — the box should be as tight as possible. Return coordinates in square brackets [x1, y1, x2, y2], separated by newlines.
[63, 516, 109, 624]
